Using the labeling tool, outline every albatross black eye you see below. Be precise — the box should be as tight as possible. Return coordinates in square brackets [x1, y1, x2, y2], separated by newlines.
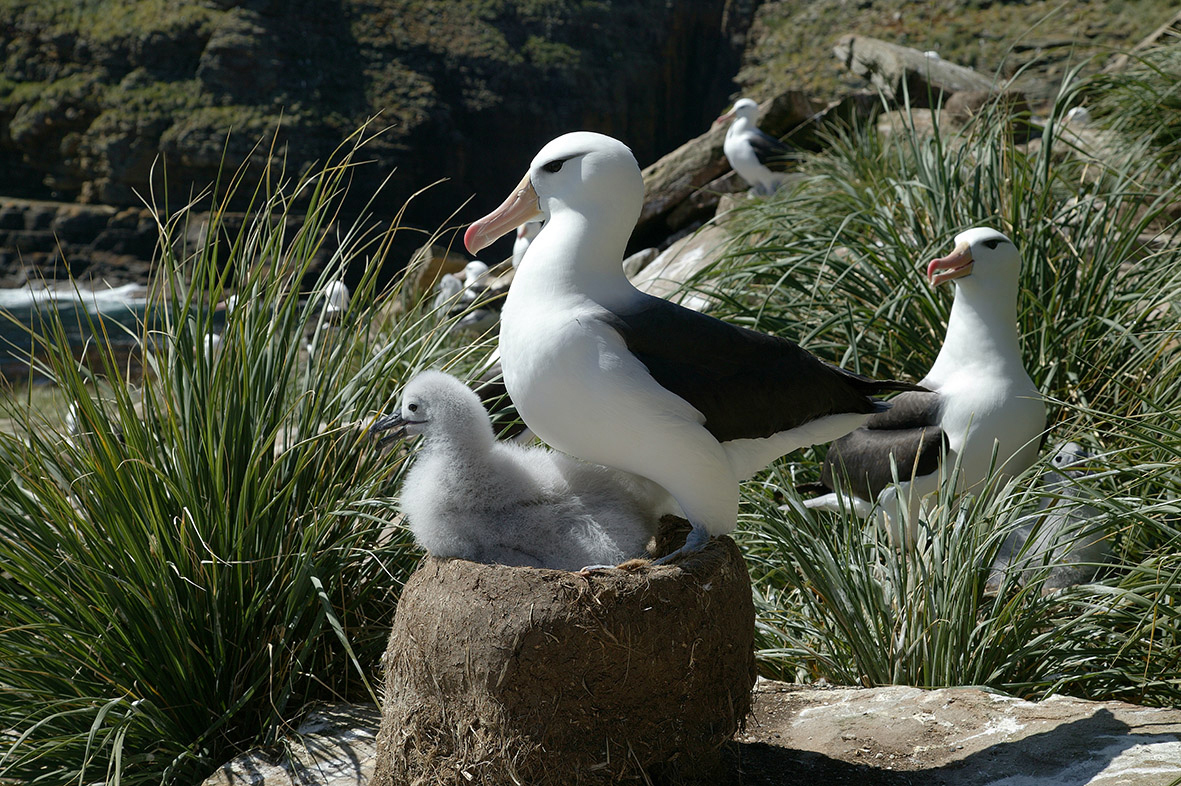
[408, 403, 418, 412]
[983, 238, 1001, 250]
[542, 158, 568, 174]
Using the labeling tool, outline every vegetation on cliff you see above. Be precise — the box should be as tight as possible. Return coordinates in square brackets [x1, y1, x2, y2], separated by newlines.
[0, 0, 744, 229]
[739, 0, 1179, 104]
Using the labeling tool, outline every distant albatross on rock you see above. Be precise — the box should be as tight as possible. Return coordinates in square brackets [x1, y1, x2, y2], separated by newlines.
[715, 98, 796, 196]
[463, 131, 923, 562]
[803, 227, 1046, 544]
[370, 370, 673, 571]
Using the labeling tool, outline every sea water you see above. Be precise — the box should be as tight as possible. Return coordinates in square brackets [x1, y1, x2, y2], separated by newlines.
[0, 283, 221, 383]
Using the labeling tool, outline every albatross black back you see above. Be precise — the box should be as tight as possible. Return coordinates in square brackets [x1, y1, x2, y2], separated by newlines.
[601, 296, 924, 443]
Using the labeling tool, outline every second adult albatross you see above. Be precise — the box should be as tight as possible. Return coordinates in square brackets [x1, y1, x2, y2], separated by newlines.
[464, 131, 923, 562]
[803, 228, 1046, 545]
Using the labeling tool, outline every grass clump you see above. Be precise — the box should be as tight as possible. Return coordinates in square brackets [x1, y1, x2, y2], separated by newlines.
[1088, 42, 1181, 177]
[0, 128, 479, 784]
[694, 68, 1181, 704]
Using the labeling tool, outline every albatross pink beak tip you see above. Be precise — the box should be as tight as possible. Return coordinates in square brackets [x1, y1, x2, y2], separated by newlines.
[926, 242, 974, 286]
[463, 222, 485, 255]
[464, 172, 543, 256]
[925, 257, 943, 282]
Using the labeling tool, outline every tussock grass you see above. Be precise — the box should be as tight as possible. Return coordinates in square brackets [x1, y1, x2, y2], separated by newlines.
[691, 70, 1181, 704]
[1089, 42, 1181, 178]
[0, 128, 482, 784]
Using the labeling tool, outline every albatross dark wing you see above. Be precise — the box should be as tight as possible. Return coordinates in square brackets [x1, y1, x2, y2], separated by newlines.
[819, 390, 947, 501]
[601, 296, 923, 443]
[748, 128, 797, 169]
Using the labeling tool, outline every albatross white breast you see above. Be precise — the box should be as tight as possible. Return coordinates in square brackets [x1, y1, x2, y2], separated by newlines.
[803, 227, 1046, 545]
[463, 131, 923, 562]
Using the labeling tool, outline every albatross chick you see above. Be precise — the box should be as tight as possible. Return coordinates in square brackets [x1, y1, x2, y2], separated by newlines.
[371, 370, 673, 571]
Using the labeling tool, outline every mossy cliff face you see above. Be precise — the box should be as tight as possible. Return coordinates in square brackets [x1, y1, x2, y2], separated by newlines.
[737, 0, 1176, 105]
[0, 0, 752, 224]
[2, 0, 1175, 249]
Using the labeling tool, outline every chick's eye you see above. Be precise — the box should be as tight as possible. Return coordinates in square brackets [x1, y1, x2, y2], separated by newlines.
[408, 403, 418, 412]
[542, 158, 566, 174]
[983, 238, 1001, 250]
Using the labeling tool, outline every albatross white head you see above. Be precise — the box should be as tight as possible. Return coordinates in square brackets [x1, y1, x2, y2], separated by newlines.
[714, 97, 759, 127]
[463, 131, 644, 266]
[924, 226, 1028, 386]
[926, 226, 1021, 296]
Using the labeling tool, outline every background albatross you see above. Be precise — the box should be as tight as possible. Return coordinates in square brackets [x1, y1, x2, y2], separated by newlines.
[464, 131, 922, 562]
[715, 98, 796, 196]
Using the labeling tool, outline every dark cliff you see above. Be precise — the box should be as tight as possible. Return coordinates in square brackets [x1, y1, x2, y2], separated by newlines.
[0, 0, 756, 253]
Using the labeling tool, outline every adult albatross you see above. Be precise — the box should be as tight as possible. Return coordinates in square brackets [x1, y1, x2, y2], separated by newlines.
[463, 131, 922, 562]
[803, 227, 1046, 544]
[715, 98, 795, 196]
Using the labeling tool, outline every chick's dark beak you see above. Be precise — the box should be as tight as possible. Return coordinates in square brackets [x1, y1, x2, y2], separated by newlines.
[369, 412, 409, 448]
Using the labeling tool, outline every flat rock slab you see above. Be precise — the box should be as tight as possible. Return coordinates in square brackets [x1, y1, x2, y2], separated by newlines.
[201, 704, 379, 786]
[737, 682, 1181, 785]
[202, 684, 1181, 785]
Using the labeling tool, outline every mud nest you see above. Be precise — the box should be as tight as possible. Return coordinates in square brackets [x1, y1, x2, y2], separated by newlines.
[372, 525, 756, 786]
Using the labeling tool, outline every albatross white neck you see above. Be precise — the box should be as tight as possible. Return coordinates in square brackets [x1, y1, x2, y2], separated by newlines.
[925, 273, 1024, 386]
[512, 204, 640, 309]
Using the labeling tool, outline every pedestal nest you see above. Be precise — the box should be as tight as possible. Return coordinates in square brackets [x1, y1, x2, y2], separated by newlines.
[373, 530, 756, 786]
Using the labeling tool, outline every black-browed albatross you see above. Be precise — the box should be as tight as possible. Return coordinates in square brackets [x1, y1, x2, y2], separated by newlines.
[463, 131, 923, 562]
[803, 227, 1046, 545]
[715, 98, 795, 196]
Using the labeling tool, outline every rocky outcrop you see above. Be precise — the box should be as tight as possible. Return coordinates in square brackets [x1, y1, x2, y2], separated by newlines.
[833, 35, 996, 105]
[202, 683, 1181, 785]
[0, 198, 159, 287]
[739, 683, 1181, 785]
[201, 704, 380, 786]
[0, 1, 757, 221]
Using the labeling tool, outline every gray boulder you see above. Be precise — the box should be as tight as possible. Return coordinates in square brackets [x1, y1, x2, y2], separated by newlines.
[834, 35, 995, 104]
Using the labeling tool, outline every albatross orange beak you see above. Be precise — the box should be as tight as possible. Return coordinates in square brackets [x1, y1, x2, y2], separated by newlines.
[464, 172, 544, 255]
[927, 240, 974, 286]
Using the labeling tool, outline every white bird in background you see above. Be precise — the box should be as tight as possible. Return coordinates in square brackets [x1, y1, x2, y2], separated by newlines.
[452, 260, 507, 333]
[990, 441, 1110, 590]
[459, 261, 491, 302]
[715, 98, 796, 196]
[321, 279, 350, 323]
[433, 273, 464, 311]
[512, 220, 543, 268]
[463, 131, 922, 563]
[803, 228, 1046, 546]
[203, 332, 223, 363]
[370, 370, 673, 571]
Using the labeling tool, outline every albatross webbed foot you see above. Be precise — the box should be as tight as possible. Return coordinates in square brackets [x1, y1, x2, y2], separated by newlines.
[651, 525, 711, 565]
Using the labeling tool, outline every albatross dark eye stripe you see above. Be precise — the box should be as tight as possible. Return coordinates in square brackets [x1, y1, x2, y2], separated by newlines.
[542, 157, 571, 174]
